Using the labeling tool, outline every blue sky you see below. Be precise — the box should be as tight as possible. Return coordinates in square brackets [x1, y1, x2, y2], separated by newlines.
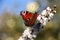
[0, 0, 49, 15]
[0, 0, 35, 15]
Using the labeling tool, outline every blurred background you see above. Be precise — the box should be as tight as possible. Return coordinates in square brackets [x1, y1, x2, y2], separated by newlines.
[0, 0, 60, 40]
